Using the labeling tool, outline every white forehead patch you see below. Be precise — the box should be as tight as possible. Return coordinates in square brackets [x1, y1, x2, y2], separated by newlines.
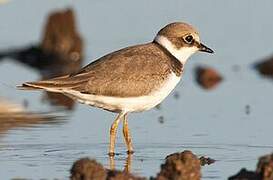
[154, 35, 198, 65]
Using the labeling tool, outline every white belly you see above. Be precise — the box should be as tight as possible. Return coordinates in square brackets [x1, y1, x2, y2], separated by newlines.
[63, 73, 181, 113]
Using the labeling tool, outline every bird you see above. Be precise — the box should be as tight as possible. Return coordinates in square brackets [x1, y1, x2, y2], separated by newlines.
[18, 22, 214, 156]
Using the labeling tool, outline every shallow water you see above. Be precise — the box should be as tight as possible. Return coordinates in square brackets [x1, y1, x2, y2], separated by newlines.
[0, 0, 273, 179]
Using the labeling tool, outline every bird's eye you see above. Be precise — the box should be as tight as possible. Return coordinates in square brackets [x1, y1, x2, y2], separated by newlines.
[184, 35, 194, 44]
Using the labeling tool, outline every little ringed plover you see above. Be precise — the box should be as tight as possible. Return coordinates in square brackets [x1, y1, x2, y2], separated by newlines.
[19, 22, 214, 156]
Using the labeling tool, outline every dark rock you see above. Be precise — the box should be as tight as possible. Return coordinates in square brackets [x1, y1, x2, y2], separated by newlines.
[228, 168, 262, 180]
[155, 150, 201, 180]
[0, 46, 56, 70]
[228, 153, 273, 180]
[195, 66, 223, 90]
[254, 57, 273, 78]
[199, 156, 216, 166]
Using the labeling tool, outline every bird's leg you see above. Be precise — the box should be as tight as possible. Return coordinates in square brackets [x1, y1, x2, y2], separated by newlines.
[109, 112, 124, 156]
[122, 113, 134, 154]
[124, 153, 132, 173]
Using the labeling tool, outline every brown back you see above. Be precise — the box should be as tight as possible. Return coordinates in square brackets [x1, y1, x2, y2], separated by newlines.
[24, 43, 183, 97]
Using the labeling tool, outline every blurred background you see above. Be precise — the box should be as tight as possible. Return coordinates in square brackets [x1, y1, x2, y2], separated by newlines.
[0, 0, 272, 179]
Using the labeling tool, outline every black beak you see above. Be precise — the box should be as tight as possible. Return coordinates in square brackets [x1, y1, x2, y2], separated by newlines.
[198, 43, 214, 53]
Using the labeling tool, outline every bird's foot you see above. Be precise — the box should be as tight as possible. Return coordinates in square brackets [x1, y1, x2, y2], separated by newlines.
[127, 150, 134, 155]
[108, 152, 115, 156]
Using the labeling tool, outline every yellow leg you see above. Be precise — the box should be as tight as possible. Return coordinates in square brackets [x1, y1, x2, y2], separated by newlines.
[122, 113, 134, 154]
[109, 112, 125, 156]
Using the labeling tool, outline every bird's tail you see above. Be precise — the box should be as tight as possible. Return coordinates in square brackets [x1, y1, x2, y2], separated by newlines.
[17, 75, 82, 92]
[17, 81, 64, 93]
[17, 72, 91, 94]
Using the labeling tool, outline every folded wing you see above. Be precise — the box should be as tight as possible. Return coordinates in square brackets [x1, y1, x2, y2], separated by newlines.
[19, 43, 173, 97]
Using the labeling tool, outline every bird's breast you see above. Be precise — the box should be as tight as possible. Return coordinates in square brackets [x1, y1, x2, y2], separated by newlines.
[115, 72, 181, 112]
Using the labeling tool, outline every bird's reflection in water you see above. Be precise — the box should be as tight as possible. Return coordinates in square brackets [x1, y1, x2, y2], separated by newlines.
[124, 154, 132, 173]
[109, 154, 132, 173]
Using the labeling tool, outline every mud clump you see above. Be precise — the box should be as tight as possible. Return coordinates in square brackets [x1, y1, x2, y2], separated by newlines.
[256, 154, 273, 180]
[41, 8, 83, 78]
[70, 151, 214, 180]
[70, 158, 145, 180]
[71, 158, 107, 180]
[40, 8, 83, 109]
[195, 66, 223, 90]
[154, 150, 201, 180]
[254, 57, 273, 78]
[199, 156, 216, 166]
[228, 168, 262, 180]
[229, 153, 273, 180]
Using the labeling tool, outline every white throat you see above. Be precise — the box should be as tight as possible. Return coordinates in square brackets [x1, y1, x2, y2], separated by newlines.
[154, 35, 198, 65]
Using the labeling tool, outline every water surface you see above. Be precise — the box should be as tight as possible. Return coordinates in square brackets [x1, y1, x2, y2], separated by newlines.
[0, 1, 273, 179]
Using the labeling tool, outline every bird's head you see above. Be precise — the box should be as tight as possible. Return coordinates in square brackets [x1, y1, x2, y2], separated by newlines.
[154, 22, 213, 64]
